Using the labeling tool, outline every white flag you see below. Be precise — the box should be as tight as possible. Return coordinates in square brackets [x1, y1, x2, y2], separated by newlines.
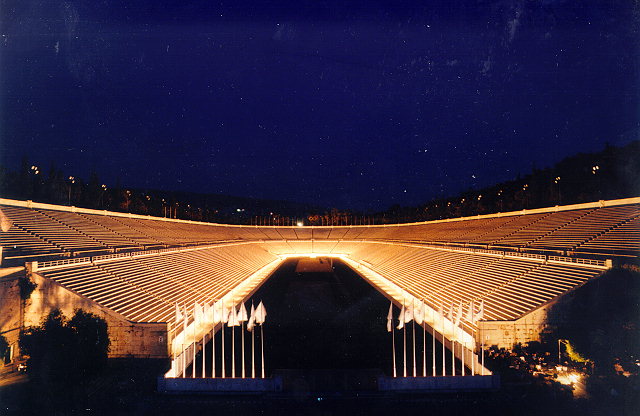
[397, 305, 405, 330]
[228, 305, 240, 327]
[386, 303, 393, 332]
[404, 305, 414, 324]
[175, 304, 183, 323]
[247, 303, 256, 332]
[221, 302, 230, 324]
[454, 303, 462, 327]
[255, 301, 267, 324]
[0, 208, 12, 232]
[204, 302, 212, 323]
[237, 302, 248, 323]
[182, 305, 188, 332]
[194, 302, 203, 325]
[414, 302, 424, 325]
[474, 300, 484, 323]
[466, 301, 474, 323]
[213, 301, 223, 323]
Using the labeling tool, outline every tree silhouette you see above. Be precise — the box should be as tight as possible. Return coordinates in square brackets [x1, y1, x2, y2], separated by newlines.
[19, 309, 110, 410]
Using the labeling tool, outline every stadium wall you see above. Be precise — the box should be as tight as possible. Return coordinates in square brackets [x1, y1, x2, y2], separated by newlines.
[478, 294, 589, 349]
[0, 267, 25, 371]
[18, 264, 169, 359]
[479, 306, 550, 349]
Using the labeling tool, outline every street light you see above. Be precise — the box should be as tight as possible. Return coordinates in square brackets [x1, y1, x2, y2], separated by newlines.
[67, 176, 75, 205]
[100, 184, 107, 208]
[522, 184, 529, 209]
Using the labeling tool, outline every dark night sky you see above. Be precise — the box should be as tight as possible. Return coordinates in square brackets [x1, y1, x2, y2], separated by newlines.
[1, 1, 638, 211]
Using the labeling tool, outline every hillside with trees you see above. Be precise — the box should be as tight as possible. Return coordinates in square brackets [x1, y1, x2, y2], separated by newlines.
[1, 140, 638, 225]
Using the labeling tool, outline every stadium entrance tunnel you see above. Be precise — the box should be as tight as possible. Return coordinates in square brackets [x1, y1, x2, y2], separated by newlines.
[176, 258, 479, 392]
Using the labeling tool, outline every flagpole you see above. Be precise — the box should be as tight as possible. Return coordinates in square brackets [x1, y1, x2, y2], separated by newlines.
[192, 313, 196, 379]
[451, 313, 455, 377]
[388, 302, 397, 378]
[420, 308, 425, 378]
[222, 301, 226, 378]
[412, 317, 417, 377]
[472, 328, 475, 376]
[182, 342, 186, 378]
[441, 304, 445, 377]
[432, 322, 436, 377]
[241, 320, 246, 378]
[212, 324, 216, 378]
[462, 339, 465, 376]
[251, 323, 256, 378]
[403, 302, 407, 378]
[392, 319, 397, 378]
[481, 336, 485, 376]
[202, 332, 206, 378]
[211, 302, 216, 378]
[251, 302, 256, 379]
[461, 307, 465, 377]
[232, 314, 236, 378]
[261, 324, 265, 378]
[411, 301, 416, 377]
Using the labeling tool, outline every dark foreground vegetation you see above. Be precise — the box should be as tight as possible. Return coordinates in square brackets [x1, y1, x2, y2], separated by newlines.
[9, 309, 111, 412]
[1, 140, 638, 224]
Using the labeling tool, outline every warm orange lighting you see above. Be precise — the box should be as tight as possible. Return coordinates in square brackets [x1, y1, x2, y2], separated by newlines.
[556, 371, 581, 386]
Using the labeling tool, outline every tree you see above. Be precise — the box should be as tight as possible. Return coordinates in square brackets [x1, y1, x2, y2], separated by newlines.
[0, 333, 8, 363]
[18, 275, 37, 302]
[544, 265, 640, 372]
[67, 309, 110, 377]
[18, 275, 37, 330]
[19, 309, 110, 409]
[20, 309, 110, 378]
[20, 309, 74, 382]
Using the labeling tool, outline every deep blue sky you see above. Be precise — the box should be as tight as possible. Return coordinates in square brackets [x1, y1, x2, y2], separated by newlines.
[1, 1, 638, 211]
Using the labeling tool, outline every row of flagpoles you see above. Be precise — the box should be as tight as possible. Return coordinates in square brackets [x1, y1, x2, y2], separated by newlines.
[386, 299, 485, 377]
[174, 299, 268, 378]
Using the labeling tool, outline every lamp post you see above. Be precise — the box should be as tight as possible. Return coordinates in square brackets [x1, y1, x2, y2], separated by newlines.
[100, 184, 107, 208]
[592, 165, 600, 197]
[558, 339, 568, 364]
[67, 176, 75, 206]
[554, 177, 561, 204]
[124, 190, 132, 212]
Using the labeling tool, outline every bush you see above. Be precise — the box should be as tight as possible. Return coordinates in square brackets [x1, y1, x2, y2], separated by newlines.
[20, 309, 110, 380]
[545, 266, 640, 371]
[0, 334, 8, 363]
[18, 275, 37, 301]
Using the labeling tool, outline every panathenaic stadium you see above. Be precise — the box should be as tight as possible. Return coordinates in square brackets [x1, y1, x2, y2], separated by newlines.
[0, 197, 638, 388]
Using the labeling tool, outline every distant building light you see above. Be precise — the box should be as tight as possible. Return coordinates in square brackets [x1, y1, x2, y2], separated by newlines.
[297, 221, 303, 227]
